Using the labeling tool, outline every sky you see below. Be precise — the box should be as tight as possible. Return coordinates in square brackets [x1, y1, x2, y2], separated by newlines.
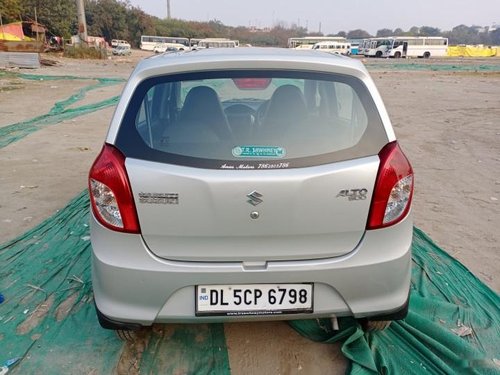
[127, 0, 500, 35]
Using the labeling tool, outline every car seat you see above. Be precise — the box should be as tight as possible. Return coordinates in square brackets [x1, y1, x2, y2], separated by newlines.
[177, 86, 232, 140]
[259, 84, 308, 140]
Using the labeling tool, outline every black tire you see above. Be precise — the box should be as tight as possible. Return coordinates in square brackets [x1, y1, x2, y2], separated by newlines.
[358, 292, 409, 331]
[94, 301, 142, 331]
[364, 320, 392, 331]
[423, 52, 431, 59]
[375, 51, 383, 58]
[116, 329, 136, 341]
[394, 51, 401, 58]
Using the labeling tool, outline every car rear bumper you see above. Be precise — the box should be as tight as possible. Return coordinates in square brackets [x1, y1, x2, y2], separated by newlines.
[91, 212, 412, 326]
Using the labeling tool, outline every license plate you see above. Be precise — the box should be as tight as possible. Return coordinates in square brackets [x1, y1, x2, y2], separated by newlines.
[196, 283, 313, 316]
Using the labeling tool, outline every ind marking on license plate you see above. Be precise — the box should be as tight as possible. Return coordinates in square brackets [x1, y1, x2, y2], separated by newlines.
[195, 284, 313, 317]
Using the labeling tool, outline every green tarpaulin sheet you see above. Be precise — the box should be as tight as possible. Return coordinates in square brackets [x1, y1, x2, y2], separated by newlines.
[0, 193, 230, 374]
[291, 227, 500, 374]
[0, 73, 123, 149]
[1, 192, 499, 374]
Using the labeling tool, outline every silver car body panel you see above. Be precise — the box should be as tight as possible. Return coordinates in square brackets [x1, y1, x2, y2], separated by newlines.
[128, 156, 379, 262]
[91, 210, 412, 324]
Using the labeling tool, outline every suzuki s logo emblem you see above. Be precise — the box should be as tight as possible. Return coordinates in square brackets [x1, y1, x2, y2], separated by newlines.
[247, 191, 263, 206]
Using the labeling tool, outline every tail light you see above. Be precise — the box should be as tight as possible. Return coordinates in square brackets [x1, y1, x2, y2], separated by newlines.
[88, 144, 140, 233]
[367, 141, 414, 229]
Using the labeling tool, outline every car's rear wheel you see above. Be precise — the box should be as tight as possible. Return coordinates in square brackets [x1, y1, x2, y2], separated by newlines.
[359, 293, 409, 331]
[364, 320, 392, 331]
[116, 329, 136, 341]
[95, 302, 143, 331]
[394, 51, 401, 58]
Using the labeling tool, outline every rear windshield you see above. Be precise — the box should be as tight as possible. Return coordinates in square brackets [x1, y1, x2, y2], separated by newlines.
[115, 70, 387, 169]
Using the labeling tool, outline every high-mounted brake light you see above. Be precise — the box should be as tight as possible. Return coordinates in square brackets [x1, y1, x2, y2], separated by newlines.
[88, 144, 140, 233]
[233, 78, 272, 90]
[367, 141, 414, 230]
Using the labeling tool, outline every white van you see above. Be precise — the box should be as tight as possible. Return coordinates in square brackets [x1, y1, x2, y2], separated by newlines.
[111, 39, 131, 49]
[312, 41, 351, 56]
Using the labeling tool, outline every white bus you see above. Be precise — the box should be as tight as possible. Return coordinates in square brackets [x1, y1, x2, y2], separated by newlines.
[362, 38, 393, 57]
[384, 37, 448, 58]
[357, 39, 372, 56]
[140, 35, 190, 51]
[287, 36, 346, 49]
[361, 36, 448, 58]
[195, 38, 239, 48]
[312, 41, 351, 55]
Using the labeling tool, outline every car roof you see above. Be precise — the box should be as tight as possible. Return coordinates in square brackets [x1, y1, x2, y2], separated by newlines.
[132, 47, 368, 78]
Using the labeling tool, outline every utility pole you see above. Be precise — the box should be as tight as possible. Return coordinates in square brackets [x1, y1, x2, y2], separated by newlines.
[34, 7, 39, 42]
[167, 0, 171, 19]
[76, 0, 88, 43]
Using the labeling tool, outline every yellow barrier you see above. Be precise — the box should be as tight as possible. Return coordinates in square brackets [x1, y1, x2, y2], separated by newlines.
[448, 45, 498, 57]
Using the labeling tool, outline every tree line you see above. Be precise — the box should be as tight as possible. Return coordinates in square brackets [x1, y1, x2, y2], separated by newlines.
[1, 0, 499, 47]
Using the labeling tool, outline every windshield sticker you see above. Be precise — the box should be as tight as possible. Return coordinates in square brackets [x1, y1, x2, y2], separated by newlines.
[232, 146, 286, 158]
[220, 162, 290, 170]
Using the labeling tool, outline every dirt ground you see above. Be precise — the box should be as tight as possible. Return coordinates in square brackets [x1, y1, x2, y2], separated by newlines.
[0, 51, 499, 374]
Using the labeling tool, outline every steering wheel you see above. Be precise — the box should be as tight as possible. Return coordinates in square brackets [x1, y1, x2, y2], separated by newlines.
[224, 104, 257, 117]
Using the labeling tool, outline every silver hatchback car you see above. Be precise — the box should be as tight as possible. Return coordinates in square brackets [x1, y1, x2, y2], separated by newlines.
[89, 48, 413, 332]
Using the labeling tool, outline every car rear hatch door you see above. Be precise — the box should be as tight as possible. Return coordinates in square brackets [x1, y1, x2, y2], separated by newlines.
[126, 156, 379, 262]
